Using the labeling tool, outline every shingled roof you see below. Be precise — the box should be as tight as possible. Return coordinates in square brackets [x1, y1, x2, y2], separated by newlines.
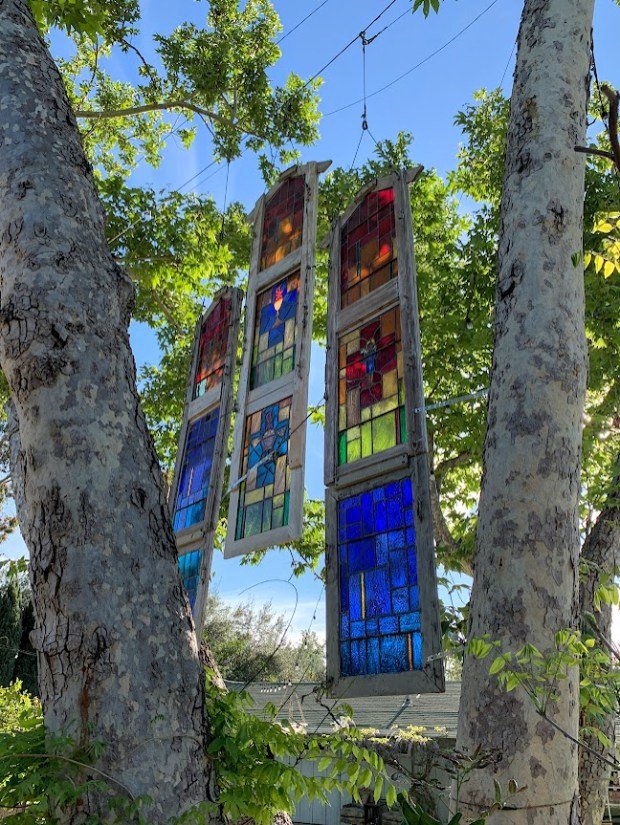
[226, 681, 461, 739]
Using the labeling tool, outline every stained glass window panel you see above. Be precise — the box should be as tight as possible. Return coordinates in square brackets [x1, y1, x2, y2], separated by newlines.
[340, 188, 397, 308]
[251, 272, 300, 389]
[235, 398, 292, 540]
[179, 549, 202, 612]
[338, 478, 422, 677]
[338, 307, 405, 465]
[173, 408, 220, 532]
[260, 175, 305, 271]
[193, 297, 232, 399]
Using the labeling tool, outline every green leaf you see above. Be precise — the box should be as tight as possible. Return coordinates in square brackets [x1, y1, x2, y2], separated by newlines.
[489, 656, 506, 675]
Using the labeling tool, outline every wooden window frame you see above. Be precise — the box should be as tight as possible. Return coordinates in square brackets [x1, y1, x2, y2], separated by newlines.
[169, 286, 243, 634]
[324, 168, 444, 697]
[225, 161, 330, 559]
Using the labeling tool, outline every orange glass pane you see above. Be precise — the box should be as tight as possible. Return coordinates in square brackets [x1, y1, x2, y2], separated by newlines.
[260, 176, 305, 271]
[340, 187, 398, 308]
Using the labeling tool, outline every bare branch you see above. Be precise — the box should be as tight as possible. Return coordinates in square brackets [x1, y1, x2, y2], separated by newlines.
[574, 146, 615, 161]
[601, 84, 620, 174]
[75, 100, 265, 141]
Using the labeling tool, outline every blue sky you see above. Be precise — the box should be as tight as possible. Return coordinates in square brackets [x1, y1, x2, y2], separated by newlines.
[4, 0, 619, 643]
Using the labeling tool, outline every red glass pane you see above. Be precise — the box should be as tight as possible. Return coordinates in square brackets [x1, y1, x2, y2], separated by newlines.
[260, 175, 305, 271]
[340, 187, 397, 308]
[193, 296, 232, 399]
[337, 306, 405, 465]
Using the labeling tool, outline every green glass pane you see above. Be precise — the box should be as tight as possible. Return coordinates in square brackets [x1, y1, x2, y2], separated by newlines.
[338, 432, 348, 465]
[361, 422, 372, 457]
[399, 405, 407, 444]
[272, 506, 284, 528]
[273, 352, 283, 380]
[348, 437, 361, 462]
[372, 413, 396, 454]
[262, 498, 273, 532]
[244, 502, 263, 537]
[283, 491, 290, 525]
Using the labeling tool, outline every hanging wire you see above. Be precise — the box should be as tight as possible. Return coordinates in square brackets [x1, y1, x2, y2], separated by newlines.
[277, 0, 332, 44]
[238, 578, 300, 690]
[348, 130, 366, 171]
[217, 159, 232, 248]
[499, 38, 517, 88]
[225, 394, 326, 498]
[303, 0, 401, 89]
[416, 388, 489, 414]
[325, 0, 503, 117]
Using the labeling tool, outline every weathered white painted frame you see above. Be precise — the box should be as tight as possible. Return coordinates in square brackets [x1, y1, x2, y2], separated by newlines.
[225, 160, 330, 559]
[324, 168, 444, 697]
[169, 286, 243, 635]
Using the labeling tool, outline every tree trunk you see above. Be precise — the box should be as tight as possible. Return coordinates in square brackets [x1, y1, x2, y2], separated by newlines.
[0, 1, 216, 821]
[579, 455, 620, 825]
[455, 1, 592, 823]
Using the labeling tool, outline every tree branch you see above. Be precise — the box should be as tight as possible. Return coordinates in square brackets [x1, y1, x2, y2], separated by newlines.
[601, 84, 620, 174]
[75, 100, 264, 140]
[434, 450, 472, 495]
[574, 146, 615, 161]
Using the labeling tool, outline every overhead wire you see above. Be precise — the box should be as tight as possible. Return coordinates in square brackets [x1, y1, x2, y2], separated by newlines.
[277, 0, 332, 44]
[303, 0, 402, 89]
[325, 0, 503, 117]
[499, 38, 517, 88]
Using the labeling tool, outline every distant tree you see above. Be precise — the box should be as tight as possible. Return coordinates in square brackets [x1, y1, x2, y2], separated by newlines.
[0, 577, 21, 686]
[202, 595, 325, 684]
[12, 598, 38, 697]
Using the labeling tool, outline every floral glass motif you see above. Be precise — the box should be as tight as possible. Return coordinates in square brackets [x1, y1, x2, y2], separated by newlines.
[338, 307, 405, 465]
[260, 175, 305, 271]
[251, 272, 300, 389]
[338, 478, 421, 677]
[340, 187, 397, 308]
[173, 408, 220, 532]
[178, 549, 202, 612]
[194, 297, 232, 399]
[235, 398, 292, 540]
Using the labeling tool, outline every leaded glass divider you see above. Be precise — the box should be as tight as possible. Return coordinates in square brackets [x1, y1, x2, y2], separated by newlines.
[169, 287, 243, 635]
[324, 168, 444, 697]
[225, 160, 331, 558]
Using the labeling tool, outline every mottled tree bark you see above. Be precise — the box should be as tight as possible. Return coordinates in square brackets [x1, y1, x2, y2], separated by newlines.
[0, 1, 217, 821]
[579, 456, 620, 825]
[455, 1, 593, 823]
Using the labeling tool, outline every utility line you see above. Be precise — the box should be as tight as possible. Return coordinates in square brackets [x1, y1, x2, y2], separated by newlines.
[325, 0, 502, 117]
[303, 0, 402, 88]
[277, 0, 332, 44]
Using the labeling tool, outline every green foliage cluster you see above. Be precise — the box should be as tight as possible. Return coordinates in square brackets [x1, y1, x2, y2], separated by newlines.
[203, 677, 402, 823]
[0, 678, 403, 825]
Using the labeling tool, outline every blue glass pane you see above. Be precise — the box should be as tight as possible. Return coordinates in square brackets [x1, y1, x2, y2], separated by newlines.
[337, 477, 422, 677]
[235, 398, 292, 540]
[173, 409, 220, 532]
[178, 549, 203, 614]
[380, 634, 408, 673]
